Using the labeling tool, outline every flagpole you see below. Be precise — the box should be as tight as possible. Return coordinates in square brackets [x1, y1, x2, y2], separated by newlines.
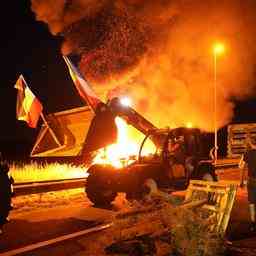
[40, 112, 62, 147]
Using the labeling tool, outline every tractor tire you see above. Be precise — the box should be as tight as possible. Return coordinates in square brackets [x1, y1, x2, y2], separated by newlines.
[125, 179, 153, 201]
[86, 173, 117, 207]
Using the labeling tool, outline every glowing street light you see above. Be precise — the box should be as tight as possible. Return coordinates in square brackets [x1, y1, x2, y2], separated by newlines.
[120, 97, 132, 107]
[213, 43, 225, 55]
[213, 42, 225, 164]
[186, 122, 193, 128]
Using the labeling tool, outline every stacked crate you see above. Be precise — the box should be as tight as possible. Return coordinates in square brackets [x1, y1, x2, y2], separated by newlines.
[184, 180, 238, 236]
[227, 123, 256, 158]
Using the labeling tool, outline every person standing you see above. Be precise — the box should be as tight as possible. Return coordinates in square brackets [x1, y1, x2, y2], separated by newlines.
[0, 161, 13, 234]
[239, 137, 256, 232]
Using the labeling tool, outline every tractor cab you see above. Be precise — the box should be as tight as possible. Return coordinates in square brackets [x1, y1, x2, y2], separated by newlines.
[135, 127, 213, 189]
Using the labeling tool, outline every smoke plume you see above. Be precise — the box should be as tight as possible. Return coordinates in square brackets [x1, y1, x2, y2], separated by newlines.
[31, 0, 256, 131]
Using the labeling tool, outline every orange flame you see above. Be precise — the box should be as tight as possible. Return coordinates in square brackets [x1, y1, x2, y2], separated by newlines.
[186, 122, 193, 128]
[93, 117, 155, 168]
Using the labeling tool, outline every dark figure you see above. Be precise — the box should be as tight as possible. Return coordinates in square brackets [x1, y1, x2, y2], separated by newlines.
[0, 162, 13, 234]
[239, 138, 256, 232]
[166, 136, 187, 179]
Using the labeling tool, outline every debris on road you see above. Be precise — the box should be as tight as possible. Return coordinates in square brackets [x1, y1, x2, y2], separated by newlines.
[82, 180, 238, 255]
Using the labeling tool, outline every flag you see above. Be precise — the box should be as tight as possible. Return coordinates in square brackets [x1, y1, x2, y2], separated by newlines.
[63, 55, 101, 112]
[14, 75, 43, 128]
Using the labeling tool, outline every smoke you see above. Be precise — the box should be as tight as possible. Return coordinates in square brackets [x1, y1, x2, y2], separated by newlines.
[31, 0, 256, 131]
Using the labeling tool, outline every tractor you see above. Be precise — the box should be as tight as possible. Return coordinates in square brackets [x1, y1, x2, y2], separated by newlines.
[85, 99, 217, 206]
[30, 97, 217, 207]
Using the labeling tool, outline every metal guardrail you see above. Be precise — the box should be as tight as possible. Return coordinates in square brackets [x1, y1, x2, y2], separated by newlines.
[13, 178, 87, 196]
[12, 158, 238, 197]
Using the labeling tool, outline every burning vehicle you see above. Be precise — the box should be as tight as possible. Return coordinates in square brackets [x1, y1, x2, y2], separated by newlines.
[31, 96, 217, 206]
[29, 0, 256, 206]
[29, 53, 217, 207]
[84, 98, 217, 206]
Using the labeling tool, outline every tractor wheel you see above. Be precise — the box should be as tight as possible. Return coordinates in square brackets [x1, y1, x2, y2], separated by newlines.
[126, 179, 153, 201]
[86, 173, 117, 207]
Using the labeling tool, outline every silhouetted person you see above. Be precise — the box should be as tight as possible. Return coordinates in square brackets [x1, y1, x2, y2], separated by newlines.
[239, 137, 256, 232]
[0, 161, 13, 234]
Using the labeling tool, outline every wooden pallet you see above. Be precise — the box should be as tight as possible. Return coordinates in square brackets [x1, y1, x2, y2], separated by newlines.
[184, 180, 238, 236]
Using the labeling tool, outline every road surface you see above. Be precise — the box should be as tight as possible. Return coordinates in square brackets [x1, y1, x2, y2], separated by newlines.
[0, 168, 255, 255]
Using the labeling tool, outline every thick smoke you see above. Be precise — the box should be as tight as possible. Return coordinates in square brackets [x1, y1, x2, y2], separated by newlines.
[31, 0, 256, 131]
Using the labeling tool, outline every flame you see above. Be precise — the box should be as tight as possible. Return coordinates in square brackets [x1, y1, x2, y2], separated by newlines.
[120, 97, 132, 107]
[186, 122, 193, 128]
[93, 117, 155, 168]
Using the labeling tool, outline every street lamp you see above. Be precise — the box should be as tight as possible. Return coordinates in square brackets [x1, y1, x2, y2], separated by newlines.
[213, 43, 225, 164]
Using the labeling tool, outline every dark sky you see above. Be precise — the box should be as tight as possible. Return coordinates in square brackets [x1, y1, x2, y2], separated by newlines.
[0, 0, 85, 157]
[0, 0, 256, 158]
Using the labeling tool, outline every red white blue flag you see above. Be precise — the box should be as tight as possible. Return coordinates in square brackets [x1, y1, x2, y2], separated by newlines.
[14, 74, 43, 128]
[63, 56, 101, 112]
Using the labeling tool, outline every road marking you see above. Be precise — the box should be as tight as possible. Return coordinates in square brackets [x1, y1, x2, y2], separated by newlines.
[0, 222, 113, 256]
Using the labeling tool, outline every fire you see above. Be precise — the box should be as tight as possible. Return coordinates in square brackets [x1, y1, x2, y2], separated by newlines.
[186, 122, 193, 128]
[93, 117, 155, 168]
[120, 97, 132, 107]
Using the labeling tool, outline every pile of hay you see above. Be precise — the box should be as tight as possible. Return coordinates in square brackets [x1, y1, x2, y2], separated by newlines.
[85, 197, 226, 256]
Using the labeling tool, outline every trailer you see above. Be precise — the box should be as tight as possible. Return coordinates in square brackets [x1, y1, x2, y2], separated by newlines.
[30, 106, 94, 157]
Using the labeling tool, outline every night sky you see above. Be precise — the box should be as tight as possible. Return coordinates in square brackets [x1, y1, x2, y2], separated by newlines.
[0, 1, 85, 158]
[1, 0, 256, 159]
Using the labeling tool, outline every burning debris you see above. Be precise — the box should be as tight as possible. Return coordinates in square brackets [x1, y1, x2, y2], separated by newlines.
[107, 206, 225, 256]
[82, 179, 237, 256]
[31, 0, 256, 131]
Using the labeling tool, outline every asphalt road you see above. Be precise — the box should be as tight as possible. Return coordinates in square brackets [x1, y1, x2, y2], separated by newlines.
[0, 202, 115, 255]
[0, 168, 256, 255]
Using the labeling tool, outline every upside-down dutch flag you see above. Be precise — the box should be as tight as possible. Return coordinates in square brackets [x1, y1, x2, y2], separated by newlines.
[63, 56, 101, 112]
[14, 74, 43, 128]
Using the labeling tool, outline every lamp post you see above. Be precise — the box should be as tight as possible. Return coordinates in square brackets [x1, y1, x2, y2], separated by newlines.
[213, 43, 225, 164]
